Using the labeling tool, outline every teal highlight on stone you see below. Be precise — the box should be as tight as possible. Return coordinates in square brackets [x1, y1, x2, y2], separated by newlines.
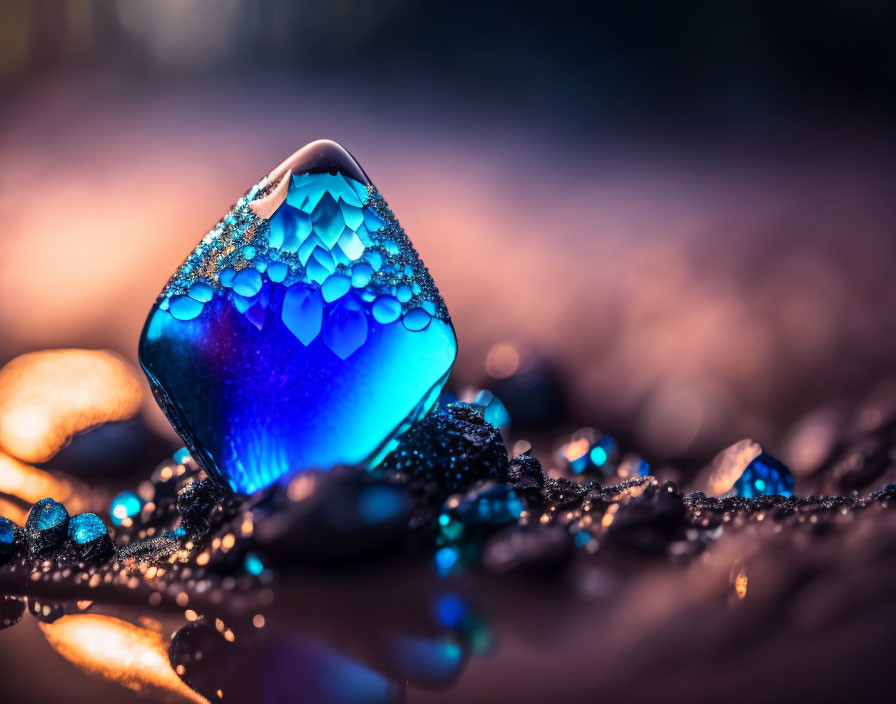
[140, 140, 457, 494]
[69, 513, 108, 545]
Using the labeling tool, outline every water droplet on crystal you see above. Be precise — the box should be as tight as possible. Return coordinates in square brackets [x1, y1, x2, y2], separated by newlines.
[321, 274, 351, 302]
[403, 308, 432, 331]
[169, 296, 204, 321]
[372, 296, 402, 324]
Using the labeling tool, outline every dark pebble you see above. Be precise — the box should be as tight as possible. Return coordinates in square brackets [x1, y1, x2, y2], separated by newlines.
[177, 479, 226, 536]
[24, 498, 69, 557]
[380, 403, 509, 496]
[606, 481, 687, 552]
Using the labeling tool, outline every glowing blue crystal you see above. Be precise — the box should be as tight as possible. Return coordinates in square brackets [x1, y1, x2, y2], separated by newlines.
[708, 439, 795, 498]
[733, 454, 794, 498]
[0, 516, 15, 557]
[68, 513, 108, 545]
[140, 141, 457, 494]
[28, 498, 68, 532]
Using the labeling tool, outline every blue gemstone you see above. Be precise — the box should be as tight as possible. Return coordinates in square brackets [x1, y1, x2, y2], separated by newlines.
[709, 440, 795, 497]
[68, 513, 108, 545]
[27, 498, 68, 532]
[140, 141, 457, 494]
[25, 497, 69, 556]
[109, 491, 143, 526]
[733, 454, 794, 498]
[557, 429, 619, 477]
[0, 516, 16, 558]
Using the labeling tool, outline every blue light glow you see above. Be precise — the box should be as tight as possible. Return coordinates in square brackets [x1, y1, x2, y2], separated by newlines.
[244, 552, 265, 576]
[435, 547, 459, 574]
[357, 485, 408, 525]
[435, 594, 468, 628]
[109, 491, 142, 526]
[589, 446, 607, 466]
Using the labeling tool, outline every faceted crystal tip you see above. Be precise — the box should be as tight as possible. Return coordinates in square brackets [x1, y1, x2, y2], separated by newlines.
[139, 140, 457, 495]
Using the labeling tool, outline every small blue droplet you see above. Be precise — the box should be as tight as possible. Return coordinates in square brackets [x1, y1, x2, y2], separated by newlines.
[219, 268, 236, 287]
[267, 261, 288, 282]
[321, 274, 351, 302]
[403, 308, 432, 331]
[232, 269, 263, 297]
[169, 295, 204, 321]
[188, 282, 214, 302]
[372, 295, 402, 324]
[351, 263, 373, 288]
[396, 284, 412, 303]
[366, 250, 383, 270]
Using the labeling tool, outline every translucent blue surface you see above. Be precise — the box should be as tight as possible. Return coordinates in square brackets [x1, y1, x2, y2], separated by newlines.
[140, 149, 456, 494]
[733, 454, 794, 498]
[28, 498, 67, 531]
[0, 516, 14, 546]
[68, 513, 108, 544]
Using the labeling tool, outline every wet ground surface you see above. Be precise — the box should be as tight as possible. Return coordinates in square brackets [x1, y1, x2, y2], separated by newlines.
[1, 394, 894, 704]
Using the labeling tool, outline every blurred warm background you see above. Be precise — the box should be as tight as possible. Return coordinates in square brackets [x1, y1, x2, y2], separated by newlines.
[2, 0, 896, 467]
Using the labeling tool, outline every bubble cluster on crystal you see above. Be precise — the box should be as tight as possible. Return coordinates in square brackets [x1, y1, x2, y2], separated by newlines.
[140, 141, 457, 494]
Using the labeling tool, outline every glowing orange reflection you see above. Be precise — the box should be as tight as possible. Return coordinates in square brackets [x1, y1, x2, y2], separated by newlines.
[734, 567, 748, 600]
[0, 496, 27, 525]
[40, 614, 209, 704]
[0, 349, 143, 463]
[0, 451, 74, 505]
